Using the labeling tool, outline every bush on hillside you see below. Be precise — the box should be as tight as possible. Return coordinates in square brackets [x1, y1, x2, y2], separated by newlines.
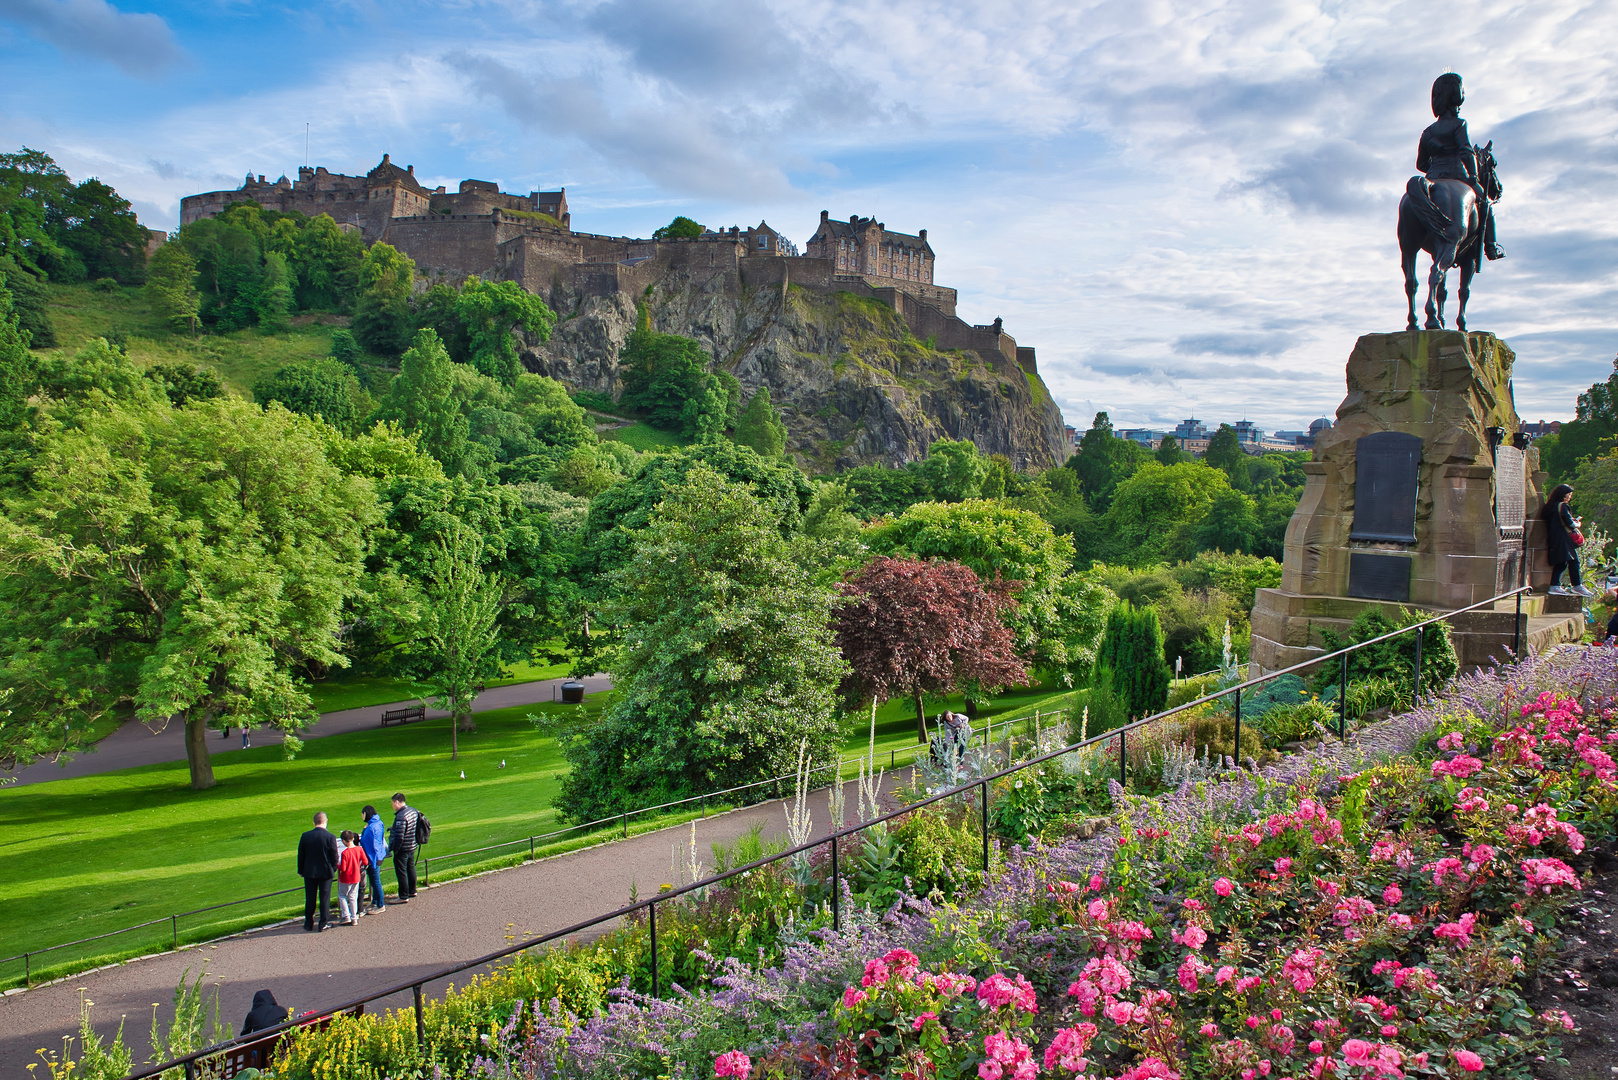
[1095, 603, 1171, 718]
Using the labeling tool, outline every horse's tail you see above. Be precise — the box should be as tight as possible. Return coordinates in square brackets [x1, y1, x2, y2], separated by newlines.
[1405, 175, 1452, 234]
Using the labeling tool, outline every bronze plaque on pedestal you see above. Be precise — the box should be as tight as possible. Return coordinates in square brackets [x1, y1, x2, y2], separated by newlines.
[1349, 432, 1423, 542]
[1348, 552, 1412, 602]
[1494, 444, 1525, 538]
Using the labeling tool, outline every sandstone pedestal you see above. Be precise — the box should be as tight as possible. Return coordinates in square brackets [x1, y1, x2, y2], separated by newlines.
[1250, 331, 1582, 674]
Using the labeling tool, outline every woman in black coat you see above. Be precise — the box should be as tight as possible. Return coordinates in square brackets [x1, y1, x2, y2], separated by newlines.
[1541, 484, 1589, 597]
[241, 989, 289, 1036]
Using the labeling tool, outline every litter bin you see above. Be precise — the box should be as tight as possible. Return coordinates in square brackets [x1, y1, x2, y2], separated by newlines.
[560, 680, 585, 704]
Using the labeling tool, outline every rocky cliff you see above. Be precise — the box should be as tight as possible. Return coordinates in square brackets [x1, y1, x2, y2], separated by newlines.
[520, 265, 1068, 472]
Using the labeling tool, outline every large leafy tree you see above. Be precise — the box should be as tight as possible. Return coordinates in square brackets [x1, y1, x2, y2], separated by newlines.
[555, 467, 847, 821]
[1103, 461, 1234, 566]
[919, 439, 990, 502]
[1204, 423, 1251, 489]
[0, 273, 37, 433]
[0, 390, 379, 787]
[834, 556, 1029, 742]
[864, 499, 1110, 684]
[253, 358, 367, 434]
[391, 328, 471, 472]
[453, 276, 554, 384]
[286, 213, 364, 311]
[146, 242, 201, 333]
[352, 242, 416, 354]
[0, 149, 147, 283]
[618, 325, 712, 432]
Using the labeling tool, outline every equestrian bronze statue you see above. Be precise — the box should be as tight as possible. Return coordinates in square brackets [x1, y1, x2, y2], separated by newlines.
[1399, 73, 1505, 332]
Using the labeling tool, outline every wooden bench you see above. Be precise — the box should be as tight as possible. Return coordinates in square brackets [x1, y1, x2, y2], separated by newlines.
[218, 1006, 365, 1077]
[380, 704, 426, 727]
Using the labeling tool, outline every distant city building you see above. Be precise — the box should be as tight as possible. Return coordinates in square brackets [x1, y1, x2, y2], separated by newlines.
[1520, 420, 1562, 439]
[1064, 425, 1079, 456]
[1118, 428, 1167, 448]
[1174, 418, 1208, 441]
[1232, 419, 1263, 445]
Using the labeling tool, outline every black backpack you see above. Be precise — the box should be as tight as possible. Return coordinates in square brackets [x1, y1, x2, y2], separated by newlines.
[414, 811, 431, 846]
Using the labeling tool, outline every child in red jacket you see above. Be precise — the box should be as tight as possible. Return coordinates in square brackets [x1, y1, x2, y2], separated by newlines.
[336, 830, 370, 925]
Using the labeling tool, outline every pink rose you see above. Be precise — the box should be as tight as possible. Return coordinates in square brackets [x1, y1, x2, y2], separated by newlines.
[1453, 1048, 1484, 1072]
[714, 1050, 752, 1079]
[841, 987, 867, 1008]
[1200, 1022, 1219, 1036]
[1341, 1039, 1373, 1067]
[913, 1011, 938, 1032]
[1382, 883, 1402, 905]
[1214, 877, 1235, 897]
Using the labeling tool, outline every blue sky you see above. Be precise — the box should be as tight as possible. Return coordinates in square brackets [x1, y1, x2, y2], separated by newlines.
[3, 0, 1616, 433]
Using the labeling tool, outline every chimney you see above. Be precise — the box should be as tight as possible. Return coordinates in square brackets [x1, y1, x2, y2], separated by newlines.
[820, 209, 828, 222]
[407, 165, 414, 175]
[919, 229, 927, 241]
[381, 153, 390, 164]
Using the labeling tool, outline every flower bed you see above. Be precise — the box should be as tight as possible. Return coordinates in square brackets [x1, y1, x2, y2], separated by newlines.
[268, 647, 1615, 1079]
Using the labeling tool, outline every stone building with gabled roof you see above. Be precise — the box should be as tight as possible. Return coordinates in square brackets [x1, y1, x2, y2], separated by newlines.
[804, 211, 952, 314]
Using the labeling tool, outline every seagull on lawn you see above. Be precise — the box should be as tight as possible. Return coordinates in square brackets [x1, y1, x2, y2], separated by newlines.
[500, 759, 506, 768]
[460, 770, 466, 779]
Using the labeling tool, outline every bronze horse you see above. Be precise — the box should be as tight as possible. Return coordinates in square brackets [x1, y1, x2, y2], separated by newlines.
[1398, 142, 1501, 332]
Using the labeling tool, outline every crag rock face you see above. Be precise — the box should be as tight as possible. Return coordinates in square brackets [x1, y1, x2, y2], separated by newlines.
[521, 269, 1068, 472]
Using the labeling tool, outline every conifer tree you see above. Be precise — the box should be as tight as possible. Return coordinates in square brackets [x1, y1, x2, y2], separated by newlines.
[255, 251, 294, 333]
[1155, 434, 1183, 465]
[733, 385, 786, 457]
[352, 242, 417, 355]
[393, 328, 469, 472]
[1095, 602, 1171, 719]
[1205, 423, 1250, 489]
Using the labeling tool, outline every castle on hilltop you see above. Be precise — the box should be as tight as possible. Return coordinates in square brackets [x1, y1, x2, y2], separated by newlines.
[180, 156, 1040, 377]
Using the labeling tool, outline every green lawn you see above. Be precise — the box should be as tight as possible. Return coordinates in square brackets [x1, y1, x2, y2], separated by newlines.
[600, 422, 688, 452]
[306, 658, 577, 714]
[0, 678, 1081, 988]
[46, 282, 356, 398]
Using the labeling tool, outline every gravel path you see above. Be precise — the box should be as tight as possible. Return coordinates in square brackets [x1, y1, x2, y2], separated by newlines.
[1, 676, 613, 787]
[0, 770, 913, 1076]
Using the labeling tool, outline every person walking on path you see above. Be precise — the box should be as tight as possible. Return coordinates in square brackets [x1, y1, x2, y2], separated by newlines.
[336, 830, 368, 925]
[360, 805, 388, 913]
[388, 794, 420, 904]
[297, 812, 340, 932]
[1542, 484, 1592, 597]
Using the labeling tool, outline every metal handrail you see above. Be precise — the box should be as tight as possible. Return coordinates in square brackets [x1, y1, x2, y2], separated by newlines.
[1, 704, 1057, 984]
[123, 585, 1534, 1080]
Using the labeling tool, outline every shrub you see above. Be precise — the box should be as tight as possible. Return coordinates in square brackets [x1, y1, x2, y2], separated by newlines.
[1314, 606, 1457, 698]
[94, 276, 119, 292]
[1068, 664, 1128, 743]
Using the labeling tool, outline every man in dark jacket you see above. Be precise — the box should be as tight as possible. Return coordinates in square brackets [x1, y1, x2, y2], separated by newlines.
[388, 793, 420, 903]
[297, 811, 340, 931]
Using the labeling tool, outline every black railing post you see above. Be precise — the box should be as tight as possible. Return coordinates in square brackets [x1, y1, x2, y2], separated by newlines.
[1118, 729, 1126, 785]
[23, 951, 28, 985]
[1339, 652, 1349, 739]
[621, 812, 628, 839]
[701, 794, 706, 819]
[1413, 627, 1423, 702]
[649, 900, 659, 998]
[184, 1058, 197, 1080]
[980, 780, 989, 871]
[172, 914, 178, 950]
[1232, 691, 1242, 765]
[529, 836, 535, 862]
[1514, 588, 1523, 654]
[422, 858, 428, 887]
[413, 984, 425, 1048]
[830, 836, 840, 931]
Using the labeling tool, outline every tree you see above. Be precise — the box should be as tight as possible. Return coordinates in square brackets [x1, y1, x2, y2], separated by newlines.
[255, 251, 294, 332]
[618, 325, 711, 431]
[253, 358, 366, 433]
[653, 216, 704, 240]
[1103, 461, 1233, 565]
[863, 499, 1110, 684]
[1205, 424, 1250, 489]
[352, 242, 416, 354]
[144, 363, 223, 407]
[1573, 451, 1618, 545]
[682, 373, 731, 442]
[1095, 602, 1171, 719]
[732, 385, 786, 457]
[452, 276, 555, 384]
[1184, 489, 1261, 556]
[920, 439, 989, 501]
[554, 468, 847, 820]
[145, 242, 200, 333]
[0, 273, 36, 431]
[0, 256, 56, 347]
[834, 556, 1029, 742]
[392, 329, 470, 472]
[1156, 434, 1183, 465]
[0, 396, 379, 785]
[405, 523, 505, 760]
[287, 213, 364, 311]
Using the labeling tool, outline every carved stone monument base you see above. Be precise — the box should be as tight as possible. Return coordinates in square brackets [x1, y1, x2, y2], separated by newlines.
[1249, 330, 1582, 674]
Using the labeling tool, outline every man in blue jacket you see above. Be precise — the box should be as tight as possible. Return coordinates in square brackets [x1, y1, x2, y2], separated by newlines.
[360, 805, 389, 913]
[296, 812, 340, 932]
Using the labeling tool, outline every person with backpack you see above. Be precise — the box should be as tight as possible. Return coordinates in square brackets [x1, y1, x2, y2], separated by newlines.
[388, 793, 428, 902]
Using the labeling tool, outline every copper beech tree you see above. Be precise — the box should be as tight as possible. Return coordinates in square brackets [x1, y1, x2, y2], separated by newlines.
[833, 556, 1030, 743]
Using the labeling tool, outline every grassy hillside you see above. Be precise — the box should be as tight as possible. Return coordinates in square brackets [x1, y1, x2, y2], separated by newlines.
[45, 281, 351, 396]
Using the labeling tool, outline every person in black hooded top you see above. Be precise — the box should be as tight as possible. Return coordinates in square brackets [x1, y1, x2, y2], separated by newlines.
[241, 989, 289, 1036]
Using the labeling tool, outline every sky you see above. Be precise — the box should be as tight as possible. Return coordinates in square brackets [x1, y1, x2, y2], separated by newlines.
[2, 0, 1616, 434]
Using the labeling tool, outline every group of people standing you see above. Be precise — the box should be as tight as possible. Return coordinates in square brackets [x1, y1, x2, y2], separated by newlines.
[295, 794, 426, 932]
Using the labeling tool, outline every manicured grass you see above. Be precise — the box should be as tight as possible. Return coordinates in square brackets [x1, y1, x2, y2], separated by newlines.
[600, 422, 688, 452]
[0, 678, 1080, 987]
[306, 658, 576, 715]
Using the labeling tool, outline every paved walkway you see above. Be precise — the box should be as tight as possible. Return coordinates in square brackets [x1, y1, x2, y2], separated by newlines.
[0, 770, 913, 1076]
[1, 676, 613, 787]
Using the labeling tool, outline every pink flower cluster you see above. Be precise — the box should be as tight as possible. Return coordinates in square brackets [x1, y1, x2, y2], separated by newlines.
[1281, 947, 1323, 992]
[1340, 1038, 1404, 1077]
[861, 947, 921, 987]
[1507, 803, 1587, 853]
[1043, 1023, 1097, 1075]
[1430, 754, 1484, 778]
[1113, 1059, 1179, 1080]
[713, 1050, 751, 1079]
[979, 1031, 1037, 1080]
[1454, 786, 1490, 812]
[1433, 911, 1479, 946]
[1521, 856, 1581, 896]
[1493, 725, 1545, 768]
[977, 972, 1038, 1013]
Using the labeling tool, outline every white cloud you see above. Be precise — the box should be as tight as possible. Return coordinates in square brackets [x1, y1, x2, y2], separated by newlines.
[0, 0, 182, 77]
